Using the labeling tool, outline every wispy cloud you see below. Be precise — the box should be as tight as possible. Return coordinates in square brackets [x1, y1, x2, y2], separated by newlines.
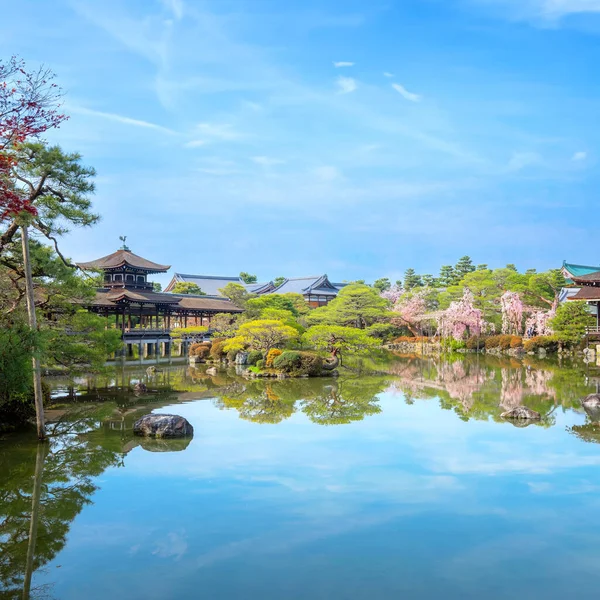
[391, 83, 422, 102]
[252, 156, 285, 166]
[507, 151, 543, 171]
[468, 0, 600, 22]
[336, 76, 357, 94]
[383, 72, 394, 78]
[184, 139, 206, 148]
[68, 105, 177, 134]
[333, 61, 354, 68]
[572, 151, 587, 161]
[194, 123, 242, 140]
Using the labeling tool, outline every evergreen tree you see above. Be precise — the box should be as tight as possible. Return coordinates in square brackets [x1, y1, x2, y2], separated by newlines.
[403, 268, 422, 290]
[421, 274, 437, 287]
[438, 265, 456, 287]
[373, 277, 391, 292]
[455, 256, 475, 278]
[476, 264, 488, 271]
[239, 272, 257, 284]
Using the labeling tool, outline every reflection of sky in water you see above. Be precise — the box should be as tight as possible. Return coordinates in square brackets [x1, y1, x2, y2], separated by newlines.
[35, 392, 600, 600]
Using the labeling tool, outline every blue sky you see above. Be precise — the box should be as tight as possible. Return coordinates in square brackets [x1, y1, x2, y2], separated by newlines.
[3, 0, 600, 286]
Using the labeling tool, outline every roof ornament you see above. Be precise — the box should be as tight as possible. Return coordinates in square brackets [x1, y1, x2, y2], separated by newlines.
[119, 235, 130, 251]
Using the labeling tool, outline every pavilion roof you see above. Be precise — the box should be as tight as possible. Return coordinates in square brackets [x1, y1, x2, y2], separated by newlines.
[87, 290, 243, 312]
[270, 275, 341, 296]
[569, 270, 600, 284]
[78, 249, 170, 273]
[568, 287, 600, 301]
[562, 261, 600, 284]
[165, 273, 274, 296]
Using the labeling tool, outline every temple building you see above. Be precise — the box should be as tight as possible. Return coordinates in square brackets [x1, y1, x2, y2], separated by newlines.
[269, 275, 347, 307]
[165, 272, 345, 307]
[77, 245, 243, 334]
[165, 273, 275, 295]
[563, 261, 600, 326]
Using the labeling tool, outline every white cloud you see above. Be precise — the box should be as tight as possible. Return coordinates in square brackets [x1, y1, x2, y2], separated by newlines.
[68, 105, 177, 134]
[194, 123, 241, 140]
[313, 166, 342, 181]
[184, 139, 206, 148]
[336, 76, 357, 94]
[469, 0, 600, 21]
[252, 156, 285, 166]
[572, 151, 587, 161]
[333, 61, 354, 68]
[391, 83, 422, 102]
[383, 72, 394, 78]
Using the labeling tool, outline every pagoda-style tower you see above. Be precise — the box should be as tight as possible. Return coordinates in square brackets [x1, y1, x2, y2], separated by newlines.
[78, 242, 169, 291]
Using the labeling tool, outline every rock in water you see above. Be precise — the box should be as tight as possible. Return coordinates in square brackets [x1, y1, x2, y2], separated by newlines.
[501, 406, 541, 420]
[235, 351, 249, 365]
[206, 367, 218, 376]
[134, 382, 147, 393]
[133, 414, 194, 438]
[582, 394, 600, 422]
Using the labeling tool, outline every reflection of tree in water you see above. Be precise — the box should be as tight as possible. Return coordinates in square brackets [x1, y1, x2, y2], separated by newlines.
[386, 354, 592, 425]
[217, 384, 296, 424]
[300, 378, 385, 425]
[215, 376, 388, 426]
[0, 409, 123, 599]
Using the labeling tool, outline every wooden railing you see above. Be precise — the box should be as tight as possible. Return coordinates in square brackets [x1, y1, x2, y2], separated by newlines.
[586, 327, 600, 335]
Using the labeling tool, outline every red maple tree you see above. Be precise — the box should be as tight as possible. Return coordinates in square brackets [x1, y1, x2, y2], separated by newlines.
[0, 56, 67, 218]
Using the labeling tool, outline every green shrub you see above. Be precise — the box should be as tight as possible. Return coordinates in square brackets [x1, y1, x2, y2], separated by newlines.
[523, 335, 559, 353]
[442, 338, 466, 351]
[246, 350, 263, 366]
[273, 351, 302, 372]
[256, 359, 265, 369]
[297, 352, 323, 376]
[266, 348, 283, 367]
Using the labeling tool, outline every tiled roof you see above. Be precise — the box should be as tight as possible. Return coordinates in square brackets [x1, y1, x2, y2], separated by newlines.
[165, 273, 273, 296]
[78, 249, 170, 272]
[87, 290, 242, 312]
[270, 275, 340, 296]
[562, 261, 600, 284]
[568, 287, 600, 301]
[570, 270, 600, 284]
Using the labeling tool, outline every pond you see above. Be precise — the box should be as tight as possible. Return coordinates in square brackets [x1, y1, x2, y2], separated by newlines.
[2, 354, 600, 599]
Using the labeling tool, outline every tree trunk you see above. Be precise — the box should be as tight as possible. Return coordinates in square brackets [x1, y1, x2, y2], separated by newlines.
[22, 442, 47, 599]
[21, 224, 46, 441]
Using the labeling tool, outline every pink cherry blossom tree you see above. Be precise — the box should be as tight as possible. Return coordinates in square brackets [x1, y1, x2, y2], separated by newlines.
[392, 290, 427, 336]
[501, 291, 524, 335]
[437, 288, 492, 341]
[380, 284, 403, 304]
[525, 309, 554, 337]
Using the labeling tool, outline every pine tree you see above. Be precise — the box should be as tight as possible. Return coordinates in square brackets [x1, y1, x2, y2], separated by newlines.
[438, 265, 456, 287]
[403, 268, 422, 290]
[455, 256, 476, 278]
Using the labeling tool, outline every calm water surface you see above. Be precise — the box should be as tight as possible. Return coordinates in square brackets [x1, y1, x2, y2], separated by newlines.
[3, 354, 600, 599]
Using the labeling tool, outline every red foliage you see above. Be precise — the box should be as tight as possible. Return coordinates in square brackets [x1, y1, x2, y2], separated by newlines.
[1, 56, 68, 219]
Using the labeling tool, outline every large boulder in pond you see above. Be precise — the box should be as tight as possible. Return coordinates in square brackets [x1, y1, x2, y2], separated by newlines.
[133, 414, 193, 438]
[582, 394, 600, 422]
[501, 406, 541, 420]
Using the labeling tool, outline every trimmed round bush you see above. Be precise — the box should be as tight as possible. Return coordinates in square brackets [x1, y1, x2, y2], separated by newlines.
[256, 359, 265, 369]
[466, 336, 485, 350]
[523, 335, 559, 353]
[190, 343, 211, 358]
[246, 350, 263, 366]
[273, 351, 302, 372]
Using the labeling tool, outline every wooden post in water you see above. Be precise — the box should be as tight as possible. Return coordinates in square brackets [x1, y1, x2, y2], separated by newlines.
[21, 224, 46, 441]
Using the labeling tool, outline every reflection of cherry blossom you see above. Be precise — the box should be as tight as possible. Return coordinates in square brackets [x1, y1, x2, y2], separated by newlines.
[525, 368, 556, 399]
[500, 368, 523, 409]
